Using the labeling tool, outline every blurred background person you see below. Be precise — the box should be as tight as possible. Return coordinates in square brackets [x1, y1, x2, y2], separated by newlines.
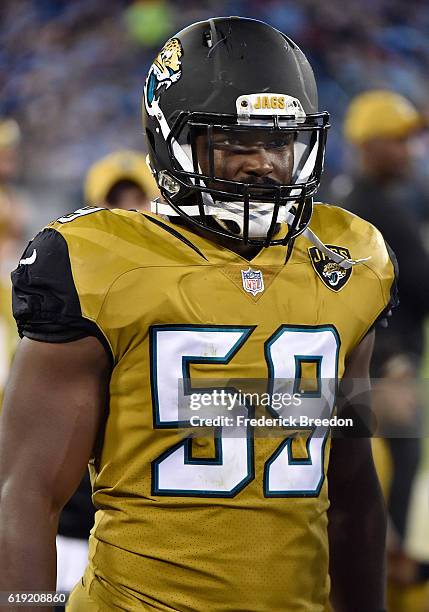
[84, 149, 158, 211]
[0, 118, 28, 404]
[342, 91, 429, 364]
[340, 90, 429, 611]
[0, 118, 29, 276]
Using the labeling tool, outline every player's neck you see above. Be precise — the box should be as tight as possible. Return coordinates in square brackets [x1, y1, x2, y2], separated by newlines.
[170, 217, 263, 260]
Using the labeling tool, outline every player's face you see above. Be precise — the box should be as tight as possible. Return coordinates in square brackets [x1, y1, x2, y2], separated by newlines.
[190, 129, 295, 258]
[196, 129, 294, 188]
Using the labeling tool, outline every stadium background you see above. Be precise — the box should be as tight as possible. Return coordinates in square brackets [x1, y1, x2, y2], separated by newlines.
[1, 0, 429, 607]
[2, 0, 429, 228]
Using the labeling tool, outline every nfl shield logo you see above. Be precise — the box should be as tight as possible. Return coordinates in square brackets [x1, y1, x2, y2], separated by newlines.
[241, 267, 264, 296]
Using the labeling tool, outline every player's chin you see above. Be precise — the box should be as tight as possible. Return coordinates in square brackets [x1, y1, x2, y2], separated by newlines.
[203, 215, 282, 240]
[232, 221, 283, 239]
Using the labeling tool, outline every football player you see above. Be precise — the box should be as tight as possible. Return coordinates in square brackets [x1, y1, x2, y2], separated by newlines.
[0, 17, 396, 611]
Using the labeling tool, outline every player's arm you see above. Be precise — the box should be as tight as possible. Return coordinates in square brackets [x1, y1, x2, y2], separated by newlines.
[0, 335, 110, 607]
[328, 329, 386, 611]
[0, 227, 111, 609]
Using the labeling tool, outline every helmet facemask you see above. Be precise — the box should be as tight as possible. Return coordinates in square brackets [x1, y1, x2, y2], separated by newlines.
[151, 104, 329, 247]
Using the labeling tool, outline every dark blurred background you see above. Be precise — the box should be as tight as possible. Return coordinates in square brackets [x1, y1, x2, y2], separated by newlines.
[2, 0, 429, 229]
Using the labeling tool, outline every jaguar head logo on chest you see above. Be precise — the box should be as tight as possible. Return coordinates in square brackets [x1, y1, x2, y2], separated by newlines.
[308, 245, 353, 292]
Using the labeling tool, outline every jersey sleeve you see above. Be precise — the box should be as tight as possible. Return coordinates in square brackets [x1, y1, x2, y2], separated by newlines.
[310, 204, 400, 351]
[373, 240, 399, 329]
[11, 228, 111, 354]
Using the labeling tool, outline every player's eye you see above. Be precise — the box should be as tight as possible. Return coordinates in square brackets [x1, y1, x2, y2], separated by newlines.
[264, 134, 295, 149]
[214, 141, 246, 151]
[212, 133, 295, 152]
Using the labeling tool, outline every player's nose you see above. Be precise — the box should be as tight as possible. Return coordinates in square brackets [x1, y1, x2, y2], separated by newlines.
[240, 148, 274, 178]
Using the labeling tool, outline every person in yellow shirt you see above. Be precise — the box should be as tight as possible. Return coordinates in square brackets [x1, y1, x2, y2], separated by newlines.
[0, 18, 395, 610]
[0, 118, 24, 406]
[343, 91, 429, 612]
[0, 118, 27, 274]
[84, 149, 158, 211]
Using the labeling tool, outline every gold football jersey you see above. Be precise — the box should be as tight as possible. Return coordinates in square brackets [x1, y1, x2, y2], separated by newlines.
[12, 204, 395, 611]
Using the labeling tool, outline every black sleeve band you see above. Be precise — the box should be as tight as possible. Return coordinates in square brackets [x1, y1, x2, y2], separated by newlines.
[11, 228, 112, 360]
[374, 240, 399, 328]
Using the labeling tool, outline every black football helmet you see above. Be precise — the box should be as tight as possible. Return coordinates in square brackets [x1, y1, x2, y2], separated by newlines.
[142, 16, 329, 247]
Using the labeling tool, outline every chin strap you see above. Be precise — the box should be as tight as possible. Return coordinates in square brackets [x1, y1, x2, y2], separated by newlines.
[305, 226, 370, 269]
[150, 199, 371, 269]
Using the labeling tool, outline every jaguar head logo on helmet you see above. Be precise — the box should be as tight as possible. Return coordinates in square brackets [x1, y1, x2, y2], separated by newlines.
[146, 38, 184, 108]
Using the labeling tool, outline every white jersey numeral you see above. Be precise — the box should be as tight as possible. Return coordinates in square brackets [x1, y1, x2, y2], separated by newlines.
[150, 325, 339, 498]
[151, 326, 253, 496]
[57, 206, 104, 224]
[264, 327, 338, 496]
